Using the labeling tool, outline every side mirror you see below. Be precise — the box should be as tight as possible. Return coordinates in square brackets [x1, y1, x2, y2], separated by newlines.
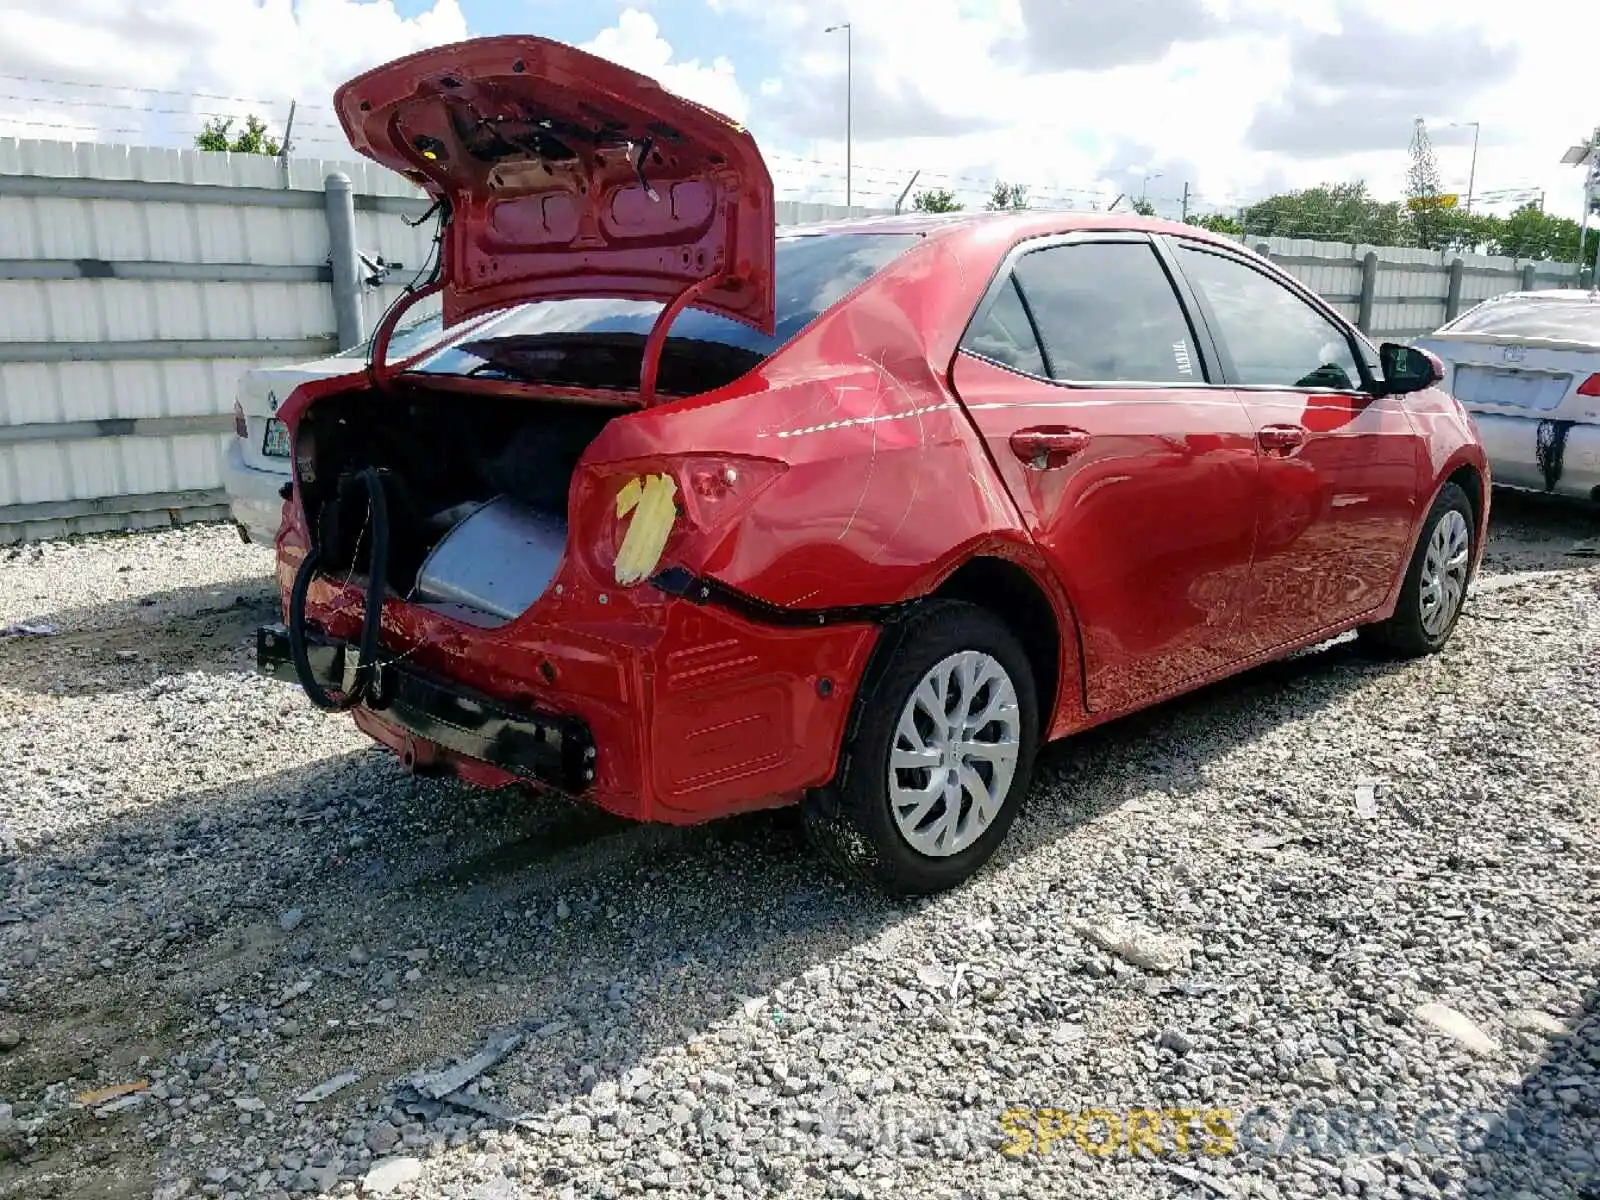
[1378, 342, 1444, 396]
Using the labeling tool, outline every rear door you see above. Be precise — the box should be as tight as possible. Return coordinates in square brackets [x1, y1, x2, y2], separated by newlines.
[949, 233, 1261, 715]
[1165, 239, 1422, 648]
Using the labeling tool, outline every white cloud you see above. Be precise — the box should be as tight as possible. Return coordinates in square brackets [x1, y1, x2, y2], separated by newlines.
[711, 0, 1600, 223]
[581, 9, 750, 124]
[0, 0, 1591, 227]
[0, 0, 469, 152]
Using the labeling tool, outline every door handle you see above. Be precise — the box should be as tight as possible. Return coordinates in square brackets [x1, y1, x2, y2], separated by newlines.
[1010, 426, 1091, 469]
[1256, 424, 1306, 455]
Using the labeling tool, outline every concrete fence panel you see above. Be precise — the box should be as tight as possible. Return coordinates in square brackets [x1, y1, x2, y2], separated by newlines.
[0, 139, 1585, 542]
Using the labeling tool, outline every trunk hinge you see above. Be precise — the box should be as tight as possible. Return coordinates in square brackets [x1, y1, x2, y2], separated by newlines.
[639, 274, 729, 406]
[366, 196, 450, 395]
[366, 278, 444, 394]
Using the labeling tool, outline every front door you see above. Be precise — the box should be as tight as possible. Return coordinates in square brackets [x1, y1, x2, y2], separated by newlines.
[1166, 240, 1422, 648]
[949, 234, 1261, 715]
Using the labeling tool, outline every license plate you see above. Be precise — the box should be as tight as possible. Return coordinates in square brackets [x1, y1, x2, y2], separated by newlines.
[1451, 366, 1569, 412]
[262, 418, 291, 458]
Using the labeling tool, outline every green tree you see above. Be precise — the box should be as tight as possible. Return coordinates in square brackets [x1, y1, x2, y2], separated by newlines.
[1185, 211, 1243, 236]
[1129, 197, 1157, 217]
[1241, 181, 1408, 244]
[1431, 208, 1500, 254]
[195, 114, 282, 156]
[1405, 118, 1449, 250]
[911, 187, 963, 213]
[1487, 203, 1589, 262]
[985, 180, 1029, 211]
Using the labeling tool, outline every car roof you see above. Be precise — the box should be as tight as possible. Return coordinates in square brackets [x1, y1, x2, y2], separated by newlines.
[1473, 288, 1600, 304]
[775, 209, 1243, 249]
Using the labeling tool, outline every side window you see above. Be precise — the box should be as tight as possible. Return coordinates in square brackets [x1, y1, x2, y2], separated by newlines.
[1176, 246, 1363, 391]
[962, 275, 1047, 377]
[1012, 242, 1202, 385]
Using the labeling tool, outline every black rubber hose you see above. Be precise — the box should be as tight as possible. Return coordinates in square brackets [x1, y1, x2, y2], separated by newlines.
[287, 466, 389, 712]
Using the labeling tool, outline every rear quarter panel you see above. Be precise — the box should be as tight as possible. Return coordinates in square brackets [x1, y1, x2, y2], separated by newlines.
[588, 227, 1036, 610]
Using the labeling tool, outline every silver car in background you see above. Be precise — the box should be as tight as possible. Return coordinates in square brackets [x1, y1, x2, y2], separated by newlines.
[1414, 290, 1600, 502]
[221, 311, 452, 545]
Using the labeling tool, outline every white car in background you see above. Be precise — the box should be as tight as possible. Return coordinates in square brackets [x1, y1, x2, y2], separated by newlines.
[1413, 289, 1600, 501]
[222, 311, 453, 545]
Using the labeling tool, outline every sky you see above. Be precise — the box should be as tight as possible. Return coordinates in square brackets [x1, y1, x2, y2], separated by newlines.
[0, 0, 1596, 235]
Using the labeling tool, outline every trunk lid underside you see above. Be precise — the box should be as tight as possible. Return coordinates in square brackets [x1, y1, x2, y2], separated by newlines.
[334, 35, 776, 334]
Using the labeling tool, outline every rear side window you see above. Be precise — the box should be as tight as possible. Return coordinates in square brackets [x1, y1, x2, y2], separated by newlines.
[963, 276, 1047, 376]
[1443, 295, 1600, 342]
[1176, 246, 1362, 391]
[1000, 242, 1201, 384]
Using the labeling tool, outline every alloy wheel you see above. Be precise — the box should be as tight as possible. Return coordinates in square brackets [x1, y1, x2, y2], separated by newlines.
[888, 650, 1022, 858]
[1419, 508, 1471, 637]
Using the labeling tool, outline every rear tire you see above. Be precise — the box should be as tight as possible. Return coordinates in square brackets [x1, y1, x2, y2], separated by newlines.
[1359, 481, 1475, 658]
[802, 600, 1039, 897]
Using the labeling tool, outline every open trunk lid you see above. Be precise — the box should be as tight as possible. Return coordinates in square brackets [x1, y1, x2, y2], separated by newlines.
[334, 35, 775, 334]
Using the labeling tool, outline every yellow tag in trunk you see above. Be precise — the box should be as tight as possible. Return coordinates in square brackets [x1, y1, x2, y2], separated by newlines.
[613, 473, 678, 586]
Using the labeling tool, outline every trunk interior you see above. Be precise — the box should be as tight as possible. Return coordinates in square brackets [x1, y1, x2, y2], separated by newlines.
[297, 385, 624, 628]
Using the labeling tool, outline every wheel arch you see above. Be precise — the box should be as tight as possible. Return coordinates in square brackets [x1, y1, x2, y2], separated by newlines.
[838, 547, 1086, 763]
[1442, 460, 1487, 560]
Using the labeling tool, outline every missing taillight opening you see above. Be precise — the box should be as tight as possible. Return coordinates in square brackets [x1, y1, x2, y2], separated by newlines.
[613, 472, 679, 586]
[292, 422, 316, 485]
[584, 456, 787, 587]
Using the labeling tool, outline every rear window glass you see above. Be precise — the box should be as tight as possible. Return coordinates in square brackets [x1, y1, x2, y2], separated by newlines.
[411, 232, 921, 390]
[1445, 295, 1600, 342]
[337, 310, 452, 361]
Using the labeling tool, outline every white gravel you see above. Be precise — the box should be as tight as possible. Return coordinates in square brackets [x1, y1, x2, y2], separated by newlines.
[0, 498, 1597, 1200]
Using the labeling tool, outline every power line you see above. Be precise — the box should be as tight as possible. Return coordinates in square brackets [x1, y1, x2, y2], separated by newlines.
[0, 69, 335, 111]
[0, 77, 1564, 232]
[0, 91, 344, 131]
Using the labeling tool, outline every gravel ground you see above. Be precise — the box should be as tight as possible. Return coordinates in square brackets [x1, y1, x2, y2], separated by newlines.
[0, 495, 1597, 1200]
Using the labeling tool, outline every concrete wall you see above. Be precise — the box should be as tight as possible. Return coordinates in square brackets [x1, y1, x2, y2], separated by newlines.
[0, 139, 1583, 542]
[0, 137, 434, 543]
[1239, 237, 1579, 341]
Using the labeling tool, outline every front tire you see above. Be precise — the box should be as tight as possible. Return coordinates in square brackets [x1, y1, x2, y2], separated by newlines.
[803, 600, 1039, 897]
[1359, 481, 1475, 658]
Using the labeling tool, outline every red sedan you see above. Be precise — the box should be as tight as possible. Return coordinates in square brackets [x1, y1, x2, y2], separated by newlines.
[257, 36, 1489, 895]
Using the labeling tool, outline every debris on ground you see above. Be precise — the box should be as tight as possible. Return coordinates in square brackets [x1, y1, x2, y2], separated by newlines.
[1413, 1002, 1502, 1056]
[0, 622, 54, 638]
[1069, 917, 1194, 974]
[73, 1081, 147, 1107]
[293, 1071, 360, 1105]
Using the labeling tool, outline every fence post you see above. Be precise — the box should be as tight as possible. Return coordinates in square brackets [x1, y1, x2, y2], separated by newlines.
[1445, 258, 1464, 322]
[324, 173, 364, 350]
[1519, 263, 1536, 292]
[1254, 242, 1272, 261]
[1356, 251, 1378, 334]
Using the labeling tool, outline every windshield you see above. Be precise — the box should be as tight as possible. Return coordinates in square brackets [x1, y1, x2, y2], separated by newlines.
[1444, 294, 1600, 343]
[409, 232, 923, 391]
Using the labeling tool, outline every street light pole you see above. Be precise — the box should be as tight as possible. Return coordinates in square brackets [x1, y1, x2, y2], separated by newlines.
[1450, 121, 1480, 210]
[825, 22, 852, 212]
[1561, 127, 1599, 286]
[893, 169, 921, 215]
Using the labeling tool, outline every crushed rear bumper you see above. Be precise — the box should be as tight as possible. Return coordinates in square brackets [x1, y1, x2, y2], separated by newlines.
[255, 623, 596, 791]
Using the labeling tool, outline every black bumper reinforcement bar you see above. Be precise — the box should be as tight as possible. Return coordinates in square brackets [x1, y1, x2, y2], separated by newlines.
[256, 623, 595, 791]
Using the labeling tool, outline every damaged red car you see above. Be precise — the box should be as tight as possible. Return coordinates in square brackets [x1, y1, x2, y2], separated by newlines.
[257, 35, 1490, 895]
